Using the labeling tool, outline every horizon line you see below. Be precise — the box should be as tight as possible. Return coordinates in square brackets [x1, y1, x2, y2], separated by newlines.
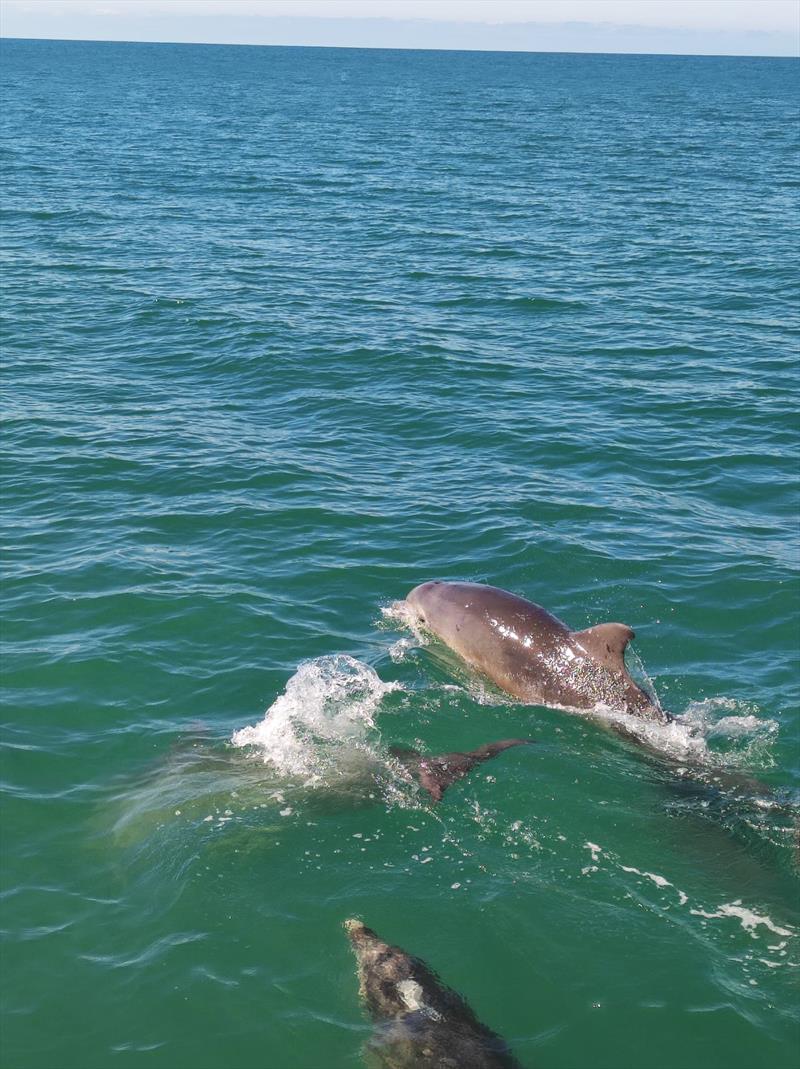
[2, 35, 797, 61]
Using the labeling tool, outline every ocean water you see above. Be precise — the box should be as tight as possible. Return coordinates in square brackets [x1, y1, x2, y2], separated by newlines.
[1, 38, 799, 1069]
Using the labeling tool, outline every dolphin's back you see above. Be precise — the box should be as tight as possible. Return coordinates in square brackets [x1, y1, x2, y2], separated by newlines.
[406, 580, 663, 719]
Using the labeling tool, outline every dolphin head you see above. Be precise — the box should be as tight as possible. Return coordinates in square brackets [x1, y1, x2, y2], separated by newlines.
[405, 580, 444, 628]
[405, 580, 498, 663]
[406, 581, 470, 651]
[344, 919, 422, 1020]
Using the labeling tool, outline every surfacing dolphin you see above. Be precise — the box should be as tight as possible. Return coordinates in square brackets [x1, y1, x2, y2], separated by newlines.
[345, 919, 522, 1069]
[405, 580, 669, 724]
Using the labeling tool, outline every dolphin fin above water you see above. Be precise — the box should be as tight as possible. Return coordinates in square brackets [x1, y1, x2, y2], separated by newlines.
[571, 622, 635, 674]
[389, 739, 531, 802]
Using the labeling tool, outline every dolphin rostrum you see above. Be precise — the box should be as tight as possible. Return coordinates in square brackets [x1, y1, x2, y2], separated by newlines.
[344, 919, 522, 1069]
[405, 581, 668, 723]
[391, 739, 531, 802]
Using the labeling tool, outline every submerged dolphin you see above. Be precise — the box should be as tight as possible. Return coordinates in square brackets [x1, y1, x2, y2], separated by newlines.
[406, 581, 668, 723]
[345, 919, 522, 1069]
[158, 730, 528, 815]
[392, 739, 530, 802]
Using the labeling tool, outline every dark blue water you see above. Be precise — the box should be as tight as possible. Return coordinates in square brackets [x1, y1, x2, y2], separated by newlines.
[1, 40, 799, 1069]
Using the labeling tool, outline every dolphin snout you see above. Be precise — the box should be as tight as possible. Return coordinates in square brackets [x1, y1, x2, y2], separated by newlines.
[344, 918, 375, 949]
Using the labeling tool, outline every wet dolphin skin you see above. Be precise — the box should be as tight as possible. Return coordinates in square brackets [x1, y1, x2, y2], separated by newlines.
[406, 581, 667, 722]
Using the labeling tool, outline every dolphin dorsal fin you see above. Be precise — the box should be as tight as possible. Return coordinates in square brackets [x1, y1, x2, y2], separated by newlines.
[572, 622, 635, 673]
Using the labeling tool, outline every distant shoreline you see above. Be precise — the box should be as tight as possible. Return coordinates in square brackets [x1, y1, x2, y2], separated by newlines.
[1, 34, 796, 61]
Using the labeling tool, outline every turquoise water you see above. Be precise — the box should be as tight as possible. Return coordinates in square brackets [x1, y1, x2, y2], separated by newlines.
[2, 38, 799, 1069]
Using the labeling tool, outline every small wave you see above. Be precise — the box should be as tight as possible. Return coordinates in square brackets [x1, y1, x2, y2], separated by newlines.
[583, 846, 797, 961]
[387, 637, 418, 663]
[81, 930, 208, 970]
[434, 295, 586, 312]
[231, 655, 401, 782]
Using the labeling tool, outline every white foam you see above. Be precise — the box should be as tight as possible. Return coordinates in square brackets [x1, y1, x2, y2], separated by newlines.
[689, 901, 795, 938]
[610, 851, 798, 951]
[677, 698, 778, 760]
[582, 841, 602, 873]
[231, 655, 400, 781]
[594, 696, 778, 770]
[585, 842, 602, 862]
[621, 865, 672, 889]
[707, 715, 771, 739]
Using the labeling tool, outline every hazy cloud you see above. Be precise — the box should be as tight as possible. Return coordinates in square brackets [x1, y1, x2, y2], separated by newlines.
[2, 0, 798, 55]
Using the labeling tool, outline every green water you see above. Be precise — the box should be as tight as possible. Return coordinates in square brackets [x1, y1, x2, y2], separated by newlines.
[1, 39, 799, 1069]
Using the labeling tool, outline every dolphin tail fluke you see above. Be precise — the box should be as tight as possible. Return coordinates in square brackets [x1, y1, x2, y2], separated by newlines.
[390, 738, 533, 802]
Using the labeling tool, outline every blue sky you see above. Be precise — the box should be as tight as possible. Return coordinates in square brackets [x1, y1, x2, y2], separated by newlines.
[1, 0, 798, 56]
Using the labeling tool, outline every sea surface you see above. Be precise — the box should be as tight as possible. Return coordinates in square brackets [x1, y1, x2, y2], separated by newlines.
[1, 39, 799, 1069]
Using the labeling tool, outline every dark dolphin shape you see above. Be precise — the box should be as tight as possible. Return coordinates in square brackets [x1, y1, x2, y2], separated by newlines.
[406, 580, 668, 723]
[344, 919, 522, 1069]
[390, 739, 531, 802]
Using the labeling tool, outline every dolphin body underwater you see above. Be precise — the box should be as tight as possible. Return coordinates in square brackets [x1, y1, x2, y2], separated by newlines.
[345, 919, 522, 1069]
[157, 731, 530, 812]
[405, 580, 669, 723]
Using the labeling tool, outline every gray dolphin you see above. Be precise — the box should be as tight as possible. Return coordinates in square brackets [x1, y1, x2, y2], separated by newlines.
[406, 581, 668, 723]
[391, 739, 531, 802]
[344, 919, 523, 1069]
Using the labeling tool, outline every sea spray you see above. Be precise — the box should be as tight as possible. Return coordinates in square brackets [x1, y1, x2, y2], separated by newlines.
[232, 654, 402, 783]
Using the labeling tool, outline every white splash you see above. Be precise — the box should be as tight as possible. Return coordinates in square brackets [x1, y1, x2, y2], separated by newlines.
[381, 600, 428, 643]
[388, 637, 417, 662]
[231, 655, 400, 781]
[596, 696, 778, 769]
[679, 698, 778, 759]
